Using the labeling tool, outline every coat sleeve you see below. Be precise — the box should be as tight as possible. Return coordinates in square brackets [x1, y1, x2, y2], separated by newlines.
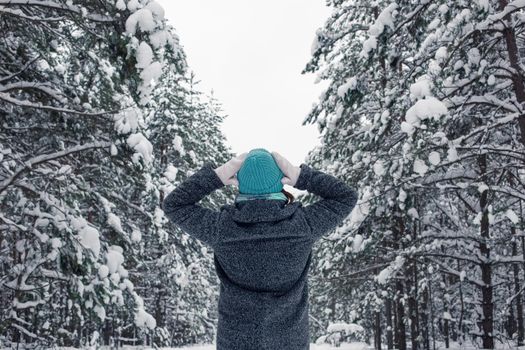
[295, 163, 358, 242]
[161, 162, 225, 248]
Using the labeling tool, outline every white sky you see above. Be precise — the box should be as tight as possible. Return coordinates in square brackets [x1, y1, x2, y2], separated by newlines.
[157, 0, 331, 168]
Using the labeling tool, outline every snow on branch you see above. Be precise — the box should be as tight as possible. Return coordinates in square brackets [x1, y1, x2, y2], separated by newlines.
[424, 257, 485, 288]
[0, 6, 63, 21]
[0, 81, 67, 102]
[0, 0, 116, 22]
[0, 56, 40, 83]
[0, 141, 112, 194]
[0, 91, 114, 116]
[477, 0, 525, 30]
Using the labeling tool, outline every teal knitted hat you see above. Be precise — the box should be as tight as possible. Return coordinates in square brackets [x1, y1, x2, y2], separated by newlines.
[237, 148, 284, 194]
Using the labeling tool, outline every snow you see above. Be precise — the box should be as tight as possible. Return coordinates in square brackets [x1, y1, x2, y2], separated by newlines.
[476, 0, 490, 11]
[401, 121, 415, 135]
[164, 165, 179, 181]
[134, 304, 157, 329]
[398, 188, 407, 202]
[145, 1, 165, 19]
[377, 256, 405, 284]
[447, 145, 458, 162]
[460, 270, 466, 281]
[434, 46, 448, 62]
[360, 37, 377, 58]
[131, 228, 142, 242]
[125, 9, 156, 35]
[120, 278, 134, 292]
[98, 265, 109, 279]
[410, 76, 432, 99]
[428, 151, 441, 165]
[473, 212, 482, 226]
[407, 208, 419, 219]
[139, 61, 164, 104]
[115, 0, 126, 11]
[467, 48, 481, 66]
[413, 158, 429, 176]
[114, 345, 372, 350]
[337, 77, 358, 97]
[373, 159, 385, 176]
[505, 209, 519, 224]
[49, 237, 62, 248]
[352, 234, 364, 252]
[127, 0, 140, 11]
[348, 187, 370, 230]
[107, 213, 124, 233]
[93, 304, 106, 321]
[106, 246, 125, 274]
[13, 298, 44, 310]
[136, 41, 154, 69]
[173, 134, 184, 153]
[114, 108, 141, 135]
[150, 30, 171, 49]
[140, 60, 163, 86]
[127, 133, 154, 166]
[368, 3, 397, 37]
[72, 217, 101, 259]
[403, 96, 448, 132]
[478, 183, 489, 194]
[326, 322, 365, 334]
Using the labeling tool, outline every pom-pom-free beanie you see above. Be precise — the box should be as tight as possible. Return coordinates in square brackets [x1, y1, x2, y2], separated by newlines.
[237, 148, 284, 194]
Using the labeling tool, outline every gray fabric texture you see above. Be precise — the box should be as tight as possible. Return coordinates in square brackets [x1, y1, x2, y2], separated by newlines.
[162, 162, 358, 349]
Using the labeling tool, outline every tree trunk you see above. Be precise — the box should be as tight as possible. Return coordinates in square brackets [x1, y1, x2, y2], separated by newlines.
[478, 153, 494, 349]
[375, 311, 382, 350]
[498, 0, 525, 146]
[408, 211, 420, 350]
[395, 280, 407, 350]
[512, 227, 525, 345]
[386, 297, 394, 349]
[458, 260, 465, 345]
[393, 210, 406, 350]
[407, 260, 419, 350]
[421, 285, 430, 350]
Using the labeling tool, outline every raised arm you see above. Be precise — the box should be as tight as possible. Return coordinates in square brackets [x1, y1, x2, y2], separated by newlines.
[294, 163, 358, 241]
[162, 162, 224, 248]
[272, 151, 358, 242]
[161, 153, 247, 248]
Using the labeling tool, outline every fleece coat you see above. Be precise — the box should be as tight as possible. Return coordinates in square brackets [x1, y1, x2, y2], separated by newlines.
[162, 162, 358, 350]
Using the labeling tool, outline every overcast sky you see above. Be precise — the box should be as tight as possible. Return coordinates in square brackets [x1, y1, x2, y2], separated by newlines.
[157, 0, 331, 168]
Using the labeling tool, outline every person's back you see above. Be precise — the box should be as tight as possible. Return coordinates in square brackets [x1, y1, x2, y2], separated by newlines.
[162, 148, 358, 350]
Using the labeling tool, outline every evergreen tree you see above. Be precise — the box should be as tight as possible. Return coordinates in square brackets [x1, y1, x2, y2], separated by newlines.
[0, 0, 233, 346]
[303, 0, 525, 349]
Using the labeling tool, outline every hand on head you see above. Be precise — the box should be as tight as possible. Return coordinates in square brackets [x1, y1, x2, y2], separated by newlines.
[214, 152, 248, 186]
[271, 151, 301, 187]
[214, 150, 300, 188]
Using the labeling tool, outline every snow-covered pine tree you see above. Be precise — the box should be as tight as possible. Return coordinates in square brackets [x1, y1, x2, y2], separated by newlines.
[139, 65, 236, 346]
[303, 0, 525, 349]
[0, 0, 232, 347]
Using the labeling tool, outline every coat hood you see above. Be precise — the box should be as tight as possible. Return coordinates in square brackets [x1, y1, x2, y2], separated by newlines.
[229, 200, 302, 223]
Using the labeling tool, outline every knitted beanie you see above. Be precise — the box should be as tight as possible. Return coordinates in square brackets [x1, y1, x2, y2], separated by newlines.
[237, 148, 284, 194]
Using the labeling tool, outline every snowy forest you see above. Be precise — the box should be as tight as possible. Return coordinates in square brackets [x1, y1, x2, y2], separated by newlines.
[1, 0, 525, 349]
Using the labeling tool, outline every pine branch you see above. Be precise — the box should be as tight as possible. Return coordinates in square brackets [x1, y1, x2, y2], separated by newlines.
[0, 141, 112, 194]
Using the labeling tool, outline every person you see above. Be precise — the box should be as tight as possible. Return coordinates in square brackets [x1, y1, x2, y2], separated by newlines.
[162, 148, 358, 350]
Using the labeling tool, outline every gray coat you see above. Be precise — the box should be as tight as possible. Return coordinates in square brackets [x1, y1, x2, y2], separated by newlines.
[162, 162, 358, 349]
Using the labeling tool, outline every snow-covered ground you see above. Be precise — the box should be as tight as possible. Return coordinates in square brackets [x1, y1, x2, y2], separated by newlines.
[170, 343, 525, 350]
[150, 344, 371, 350]
[6, 342, 525, 349]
